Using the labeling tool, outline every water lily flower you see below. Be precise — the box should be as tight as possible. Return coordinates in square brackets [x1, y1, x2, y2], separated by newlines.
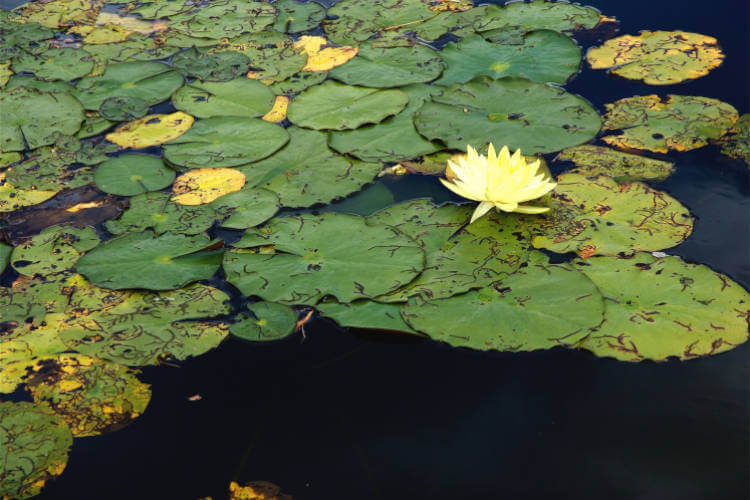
[441, 144, 557, 223]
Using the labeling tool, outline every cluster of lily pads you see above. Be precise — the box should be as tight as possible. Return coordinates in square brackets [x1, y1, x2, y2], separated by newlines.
[1, 0, 748, 498]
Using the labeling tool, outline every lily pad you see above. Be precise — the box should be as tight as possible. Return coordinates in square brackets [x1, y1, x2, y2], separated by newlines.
[105, 192, 216, 235]
[528, 173, 694, 257]
[211, 188, 279, 229]
[0, 243, 10, 273]
[0, 182, 57, 213]
[212, 31, 308, 83]
[82, 34, 180, 73]
[601, 95, 739, 153]
[556, 145, 675, 183]
[25, 355, 151, 437]
[329, 42, 444, 88]
[230, 301, 298, 341]
[129, 0, 196, 18]
[106, 111, 195, 149]
[11, 226, 100, 278]
[262, 96, 289, 123]
[171, 168, 247, 205]
[294, 36, 359, 72]
[0, 15, 54, 60]
[76, 112, 115, 139]
[399, 4, 493, 42]
[716, 114, 750, 165]
[0, 86, 85, 152]
[318, 299, 420, 335]
[587, 31, 724, 85]
[329, 84, 443, 162]
[76, 231, 223, 290]
[271, 0, 326, 33]
[224, 213, 425, 304]
[172, 78, 276, 118]
[94, 154, 176, 196]
[5, 75, 74, 93]
[287, 81, 408, 130]
[0, 401, 73, 500]
[237, 127, 382, 208]
[0, 275, 72, 329]
[574, 253, 750, 361]
[163, 117, 290, 169]
[434, 31, 581, 86]
[414, 76, 601, 154]
[167, 0, 277, 39]
[271, 70, 328, 95]
[16, 0, 101, 28]
[12, 47, 94, 82]
[99, 96, 149, 121]
[401, 251, 605, 352]
[323, 0, 435, 45]
[73, 61, 184, 111]
[171, 48, 252, 82]
[369, 199, 530, 302]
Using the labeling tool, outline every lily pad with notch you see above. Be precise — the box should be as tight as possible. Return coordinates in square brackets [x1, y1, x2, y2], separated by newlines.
[556, 145, 675, 183]
[105, 192, 216, 235]
[12, 47, 95, 82]
[211, 187, 279, 229]
[318, 299, 421, 335]
[94, 154, 176, 196]
[230, 301, 299, 341]
[172, 78, 276, 118]
[99, 96, 149, 121]
[11, 225, 100, 278]
[271, 0, 326, 33]
[171, 48, 252, 82]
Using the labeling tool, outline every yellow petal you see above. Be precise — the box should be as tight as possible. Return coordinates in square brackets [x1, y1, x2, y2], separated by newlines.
[171, 168, 246, 206]
[470, 201, 495, 223]
[106, 112, 194, 149]
[294, 36, 358, 72]
[262, 96, 289, 123]
[513, 205, 551, 214]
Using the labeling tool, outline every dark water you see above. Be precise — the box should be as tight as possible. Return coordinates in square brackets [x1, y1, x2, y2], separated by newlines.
[5, 0, 748, 498]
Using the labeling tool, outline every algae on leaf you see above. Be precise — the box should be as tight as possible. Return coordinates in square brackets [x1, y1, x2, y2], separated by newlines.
[11, 225, 100, 278]
[716, 114, 750, 166]
[556, 145, 675, 183]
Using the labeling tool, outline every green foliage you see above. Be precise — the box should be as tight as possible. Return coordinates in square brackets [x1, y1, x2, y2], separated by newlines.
[12, 46, 94, 81]
[230, 301, 299, 341]
[11, 225, 100, 278]
[94, 154, 175, 196]
[318, 299, 420, 335]
[172, 78, 276, 118]
[171, 48, 252, 82]
[556, 145, 675, 183]
[105, 192, 217, 236]
[271, 0, 326, 34]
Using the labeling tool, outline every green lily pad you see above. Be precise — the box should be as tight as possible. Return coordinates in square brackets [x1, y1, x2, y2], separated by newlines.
[94, 154, 176, 196]
[401, 251, 605, 352]
[99, 96, 149, 121]
[318, 299, 420, 335]
[323, 0, 435, 45]
[5, 75, 75, 93]
[163, 117, 290, 169]
[329, 84, 443, 162]
[15, 0, 101, 28]
[211, 187, 279, 229]
[172, 78, 275, 118]
[171, 47, 252, 82]
[167, 0, 277, 39]
[601, 95, 739, 154]
[399, 151, 455, 175]
[329, 42, 444, 88]
[76, 113, 115, 139]
[224, 213, 425, 304]
[556, 145, 675, 183]
[76, 231, 223, 290]
[105, 192, 216, 236]
[271, 0, 326, 33]
[0, 401, 73, 500]
[528, 173, 694, 257]
[716, 114, 750, 165]
[12, 46, 94, 82]
[11, 226, 100, 278]
[574, 253, 750, 361]
[369, 199, 530, 302]
[230, 301, 299, 341]
[73, 61, 184, 111]
[130, 0, 197, 18]
[271, 70, 327, 95]
[0, 243, 10, 273]
[210, 31, 308, 83]
[288, 81, 409, 130]
[82, 33, 180, 74]
[0, 14, 54, 60]
[0, 86, 85, 152]
[434, 31, 581, 86]
[0, 275, 70, 327]
[25, 355, 151, 437]
[400, 4, 494, 42]
[237, 127, 382, 208]
[414, 76, 601, 154]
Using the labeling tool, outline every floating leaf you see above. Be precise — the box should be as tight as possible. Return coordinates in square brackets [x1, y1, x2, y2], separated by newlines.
[294, 35, 359, 72]
[5, 75, 74, 93]
[16, 0, 101, 28]
[213, 31, 307, 83]
[172, 78, 275, 119]
[329, 42, 444, 88]
[0, 401, 72, 500]
[0, 86, 84, 152]
[0, 243, 10, 273]
[716, 113, 750, 165]
[271, 0, 326, 33]
[369, 199, 530, 301]
[94, 154, 176, 196]
[99, 96, 149, 121]
[73, 61, 184, 110]
[0, 61, 11, 87]
[172, 168, 247, 205]
[399, 152, 454, 175]
[271, 70, 327, 95]
[401, 4, 491, 41]
[224, 213, 425, 304]
[230, 301, 298, 341]
[229, 481, 292, 500]
[76, 112, 115, 139]
[0, 152, 21, 167]
[129, 0, 195, 19]
[211, 188, 279, 229]
[573, 253, 750, 361]
[0, 181, 57, 213]
[318, 299, 420, 335]
[401, 251, 604, 352]
[587, 31, 724, 85]
[24, 355, 151, 437]
[435, 31, 581, 86]
[556, 145, 675, 183]
[414, 76, 601, 154]
[167, 0, 277, 39]
[76, 231, 223, 290]
[288, 81, 408, 130]
[0, 14, 54, 60]
[163, 117, 290, 169]
[601, 95, 739, 153]
[0, 275, 70, 333]
[12, 47, 94, 82]
[329, 84, 443, 162]
[237, 127, 382, 208]
[528, 173, 694, 257]
[11, 225, 100, 278]
[94, 12, 166, 35]
[105, 192, 216, 235]
[82, 34, 179, 74]
[171, 47, 252, 82]
[69, 24, 132, 44]
[106, 111, 195, 149]
[323, 0, 435, 45]
[262, 96, 289, 123]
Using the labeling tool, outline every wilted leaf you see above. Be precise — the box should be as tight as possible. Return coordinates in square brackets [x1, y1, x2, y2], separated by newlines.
[105, 192, 216, 235]
[294, 36, 358, 72]
[172, 168, 247, 205]
[11, 225, 100, 278]
[556, 145, 675, 183]
[94, 154, 176, 196]
[716, 113, 750, 165]
[67, 24, 131, 44]
[106, 112, 195, 149]
[262, 96, 290, 123]
[0, 275, 70, 329]
[172, 78, 276, 119]
[230, 301, 298, 341]
[0, 181, 57, 213]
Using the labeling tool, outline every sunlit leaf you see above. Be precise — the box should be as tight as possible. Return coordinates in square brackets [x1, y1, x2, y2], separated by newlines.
[230, 301, 298, 341]
[294, 35, 359, 72]
[105, 192, 216, 235]
[16, 0, 102, 28]
[76, 231, 223, 290]
[556, 145, 675, 183]
[172, 78, 276, 119]
[94, 154, 176, 196]
[601, 95, 739, 153]
[105, 111, 195, 149]
[587, 31, 724, 85]
[94, 12, 166, 35]
[573, 253, 750, 361]
[318, 299, 421, 335]
[0, 61, 11, 87]
[262, 96, 290, 123]
[11, 225, 100, 278]
[68, 24, 131, 44]
[716, 113, 750, 166]
[0, 180, 57, 213]
[172, 168, 247, 205]
[212, 31, 307, 83]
